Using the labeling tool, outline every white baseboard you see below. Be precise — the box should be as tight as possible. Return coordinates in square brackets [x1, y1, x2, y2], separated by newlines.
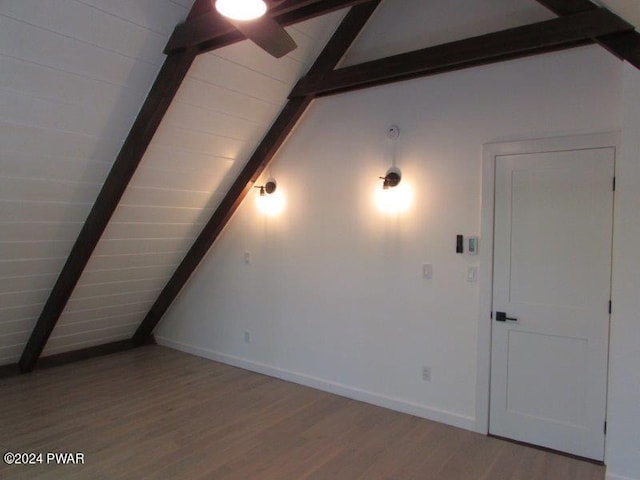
[607, 473, 639, 480]
[156, 336, 476, 432]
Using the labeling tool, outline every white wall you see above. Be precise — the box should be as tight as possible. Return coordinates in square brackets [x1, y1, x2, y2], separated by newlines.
[157, 44, 623, 428]
[606, 63, 640, 480]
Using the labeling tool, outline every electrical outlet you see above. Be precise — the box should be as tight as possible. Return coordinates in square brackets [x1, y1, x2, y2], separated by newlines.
[244, 331, 251, 344]
[422, 366, 431, 382]
[244, 251, 251, 265]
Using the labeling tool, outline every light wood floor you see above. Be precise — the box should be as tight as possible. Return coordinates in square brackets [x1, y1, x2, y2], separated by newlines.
[0, 346, 605, 480]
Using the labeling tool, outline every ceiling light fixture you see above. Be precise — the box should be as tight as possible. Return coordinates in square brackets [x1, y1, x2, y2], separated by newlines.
[215, 0, 267, 21]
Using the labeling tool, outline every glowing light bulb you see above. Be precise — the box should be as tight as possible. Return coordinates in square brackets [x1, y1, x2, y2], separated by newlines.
[215, 0, 267, 21]
[375, 181, 413, 214]
[256, 190, 285, 216]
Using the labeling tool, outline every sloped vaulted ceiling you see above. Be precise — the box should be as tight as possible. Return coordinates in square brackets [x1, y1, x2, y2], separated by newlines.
[0, 0, 350, 368]
[43, 10, 351, 360]
[1, 0, 638, 372]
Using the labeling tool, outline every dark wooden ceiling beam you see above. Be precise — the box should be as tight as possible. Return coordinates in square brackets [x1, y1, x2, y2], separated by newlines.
[132, 1, 382, 345]
[164, 0, 374, 55]
[16, 1, 211, 374]
[290, 8, 633, 98]
[18, 50, 197, 374]
[534, 0, 597, 15]
[599, 31, 640, 68]
[535, 0, 640, 69]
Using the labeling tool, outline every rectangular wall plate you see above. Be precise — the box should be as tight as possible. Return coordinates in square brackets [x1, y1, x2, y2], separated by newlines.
[422, 263, 433, 279]
[468, 236, 479, 255]
[467, 266, 478, 283]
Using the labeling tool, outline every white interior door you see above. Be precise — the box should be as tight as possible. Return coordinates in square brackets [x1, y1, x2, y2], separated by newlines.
[490, 147, 614, 461]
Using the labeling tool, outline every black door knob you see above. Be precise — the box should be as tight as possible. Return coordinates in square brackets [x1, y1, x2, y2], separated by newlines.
[496, 311, 518, 322]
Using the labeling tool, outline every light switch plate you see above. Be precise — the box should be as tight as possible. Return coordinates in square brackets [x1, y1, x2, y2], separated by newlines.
[422, 263, 433, 279]
[468, 236, 479, 255]
[467, 266, 478, 283]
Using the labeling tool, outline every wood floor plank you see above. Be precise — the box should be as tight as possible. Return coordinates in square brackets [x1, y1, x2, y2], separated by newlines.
[304, 408, 416, 479]
[437, 433, 506, 480]
[354, 418, 440, 479]
[0, 346, 606, 480]
[389, 421, 479, 479]
[479, 441, 544, 480]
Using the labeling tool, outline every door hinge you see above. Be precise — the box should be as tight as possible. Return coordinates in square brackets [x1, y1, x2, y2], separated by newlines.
[613, 177, 616, 191]
[604, 421, 607, 435]
[490, 311, 493, 319]
[609, 300, 612, 315]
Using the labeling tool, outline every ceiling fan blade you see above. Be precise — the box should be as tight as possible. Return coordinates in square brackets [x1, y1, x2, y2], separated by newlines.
[230, 15, 297, 58]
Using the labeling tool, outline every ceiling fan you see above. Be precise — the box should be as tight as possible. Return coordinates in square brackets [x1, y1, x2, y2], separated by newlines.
[215, 0, 297, 58]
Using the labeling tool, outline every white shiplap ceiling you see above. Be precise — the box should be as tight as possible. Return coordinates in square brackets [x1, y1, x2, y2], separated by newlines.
[1, 0, 638, 364]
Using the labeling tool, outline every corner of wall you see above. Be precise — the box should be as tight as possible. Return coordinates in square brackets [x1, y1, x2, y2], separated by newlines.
[606, 62, 640, 480]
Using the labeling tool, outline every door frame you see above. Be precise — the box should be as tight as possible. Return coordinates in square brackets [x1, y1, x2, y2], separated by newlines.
[475, 132, 619, 445]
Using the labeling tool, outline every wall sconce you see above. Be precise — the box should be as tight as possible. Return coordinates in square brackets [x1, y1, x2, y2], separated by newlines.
[255, 179, 285, 216]
[254, 180, 277, 196]
[375, 126, 413, 214]
[380, 167, 401, 190]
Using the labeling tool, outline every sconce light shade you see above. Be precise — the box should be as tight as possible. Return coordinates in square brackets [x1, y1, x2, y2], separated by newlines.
[263, 180, 276, 195]
[381, 168, 401, 190]
[215, 0, 267, 21]
[256, 180, 277, 196]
